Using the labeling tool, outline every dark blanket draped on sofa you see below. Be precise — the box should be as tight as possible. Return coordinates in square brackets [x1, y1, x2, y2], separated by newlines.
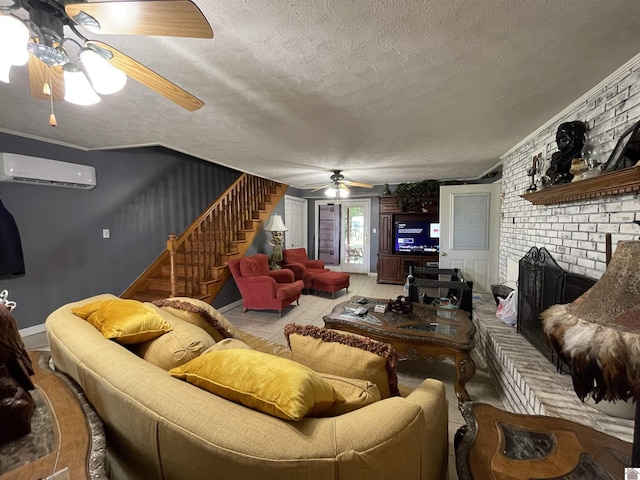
[0, 199, 25, 279]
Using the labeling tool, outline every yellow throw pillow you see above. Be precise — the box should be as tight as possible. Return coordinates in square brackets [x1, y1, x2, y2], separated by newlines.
[72, 299, 172, 344]
[317, 373, 381, 416]
[132, 306, 215, 370]
[284, 324, 399, 398]
[71, 299, 107, 320]
[152, 297, 237, 341]
[169, 349, 343, 421]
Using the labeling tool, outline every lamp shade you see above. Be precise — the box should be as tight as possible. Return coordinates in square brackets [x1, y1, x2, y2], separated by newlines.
[63, 62, 101, 105]
[0, 15, 29, 67]
[542, 240, 640, 403]
[263, 214, 287, 232]
[0, 61, 11, 83]
[79, 48, 127, 95]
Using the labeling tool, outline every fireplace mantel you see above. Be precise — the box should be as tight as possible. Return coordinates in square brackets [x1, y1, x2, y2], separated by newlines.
[521, 165, 640, 205]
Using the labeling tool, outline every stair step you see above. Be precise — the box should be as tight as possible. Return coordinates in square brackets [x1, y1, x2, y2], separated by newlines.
[147, 277, 187, 293]
[127, 290, 172, 302]
[129, 292, 210, 303]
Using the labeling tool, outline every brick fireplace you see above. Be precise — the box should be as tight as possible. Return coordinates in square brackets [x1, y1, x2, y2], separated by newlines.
[490, 54, 640, 443]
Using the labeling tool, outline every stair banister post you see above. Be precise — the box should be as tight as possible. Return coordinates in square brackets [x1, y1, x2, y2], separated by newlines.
[167, 233, 178, 297]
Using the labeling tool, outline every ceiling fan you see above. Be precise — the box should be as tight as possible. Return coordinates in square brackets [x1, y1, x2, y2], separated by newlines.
[309, 170, 374, 198]
[0, 0, 213, 125]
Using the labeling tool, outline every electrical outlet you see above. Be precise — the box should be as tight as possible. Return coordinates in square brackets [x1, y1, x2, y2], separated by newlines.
[102, 228, 110, 239]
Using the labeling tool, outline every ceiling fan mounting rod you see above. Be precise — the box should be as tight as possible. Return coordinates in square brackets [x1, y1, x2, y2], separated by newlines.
[0, 0, 21, 12]
[21, 0, 69, 20]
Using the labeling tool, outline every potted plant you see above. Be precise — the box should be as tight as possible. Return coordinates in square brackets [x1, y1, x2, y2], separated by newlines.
[394, 180, 439, 211]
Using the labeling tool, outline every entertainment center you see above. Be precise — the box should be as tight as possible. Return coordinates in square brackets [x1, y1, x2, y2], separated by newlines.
[377, 194, 440, 284]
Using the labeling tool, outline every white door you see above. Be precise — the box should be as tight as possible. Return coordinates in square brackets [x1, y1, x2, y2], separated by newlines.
[439, 183, 501, 293]
[284, 195, 308, 250]
[314, 199, 371, 274]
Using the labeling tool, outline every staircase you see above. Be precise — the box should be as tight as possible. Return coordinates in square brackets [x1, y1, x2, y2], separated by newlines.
[121, 173, 287, 304]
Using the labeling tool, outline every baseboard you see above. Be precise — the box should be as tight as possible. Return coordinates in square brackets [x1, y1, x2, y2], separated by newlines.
[20, 323, 47, 338]
[216, 299, 243, 313]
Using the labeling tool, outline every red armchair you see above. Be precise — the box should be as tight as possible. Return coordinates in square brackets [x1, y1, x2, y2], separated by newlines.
[228, 254, 304, 317]
[280, 248, 329, 291]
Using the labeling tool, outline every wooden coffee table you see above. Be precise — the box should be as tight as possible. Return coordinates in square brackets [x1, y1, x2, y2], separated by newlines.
[455, 402, 632, 479]
[323, 296, 476, 404]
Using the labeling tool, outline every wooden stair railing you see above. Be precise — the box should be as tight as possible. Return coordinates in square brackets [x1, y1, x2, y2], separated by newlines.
[121, 173, 287, 304]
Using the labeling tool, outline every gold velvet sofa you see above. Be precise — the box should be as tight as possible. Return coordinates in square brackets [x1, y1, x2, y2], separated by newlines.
[46, 294, 449, 480]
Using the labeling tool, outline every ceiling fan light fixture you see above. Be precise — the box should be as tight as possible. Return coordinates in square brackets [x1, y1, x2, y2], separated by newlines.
[79, 47, 127, 95]
[0, 15, 30, 66]
[338, 187, 349, 198]
[325, 186, 337, 197]
[63, 62, 101, 105]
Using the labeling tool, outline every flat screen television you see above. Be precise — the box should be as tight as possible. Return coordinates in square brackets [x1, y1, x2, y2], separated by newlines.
[394, 218, 440, 254]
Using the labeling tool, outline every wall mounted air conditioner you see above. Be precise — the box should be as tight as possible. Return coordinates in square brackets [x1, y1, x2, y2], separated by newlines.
[0, 153, 96, 190]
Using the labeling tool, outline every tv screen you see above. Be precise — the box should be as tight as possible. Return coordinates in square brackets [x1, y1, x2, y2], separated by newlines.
[394, 220, 440, 254]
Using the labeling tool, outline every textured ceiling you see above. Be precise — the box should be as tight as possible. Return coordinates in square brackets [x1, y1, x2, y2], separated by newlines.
[1, 0, 640, 191]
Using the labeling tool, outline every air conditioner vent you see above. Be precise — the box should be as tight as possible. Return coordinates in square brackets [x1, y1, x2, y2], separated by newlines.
[0, 153, 96, 190]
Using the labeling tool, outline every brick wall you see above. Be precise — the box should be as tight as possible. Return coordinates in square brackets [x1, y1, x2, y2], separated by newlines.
[499, 54, 640, 282]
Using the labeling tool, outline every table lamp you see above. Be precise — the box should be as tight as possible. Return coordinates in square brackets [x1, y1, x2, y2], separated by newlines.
[541, 240, 640, 465]
[263, 214, 288, 270]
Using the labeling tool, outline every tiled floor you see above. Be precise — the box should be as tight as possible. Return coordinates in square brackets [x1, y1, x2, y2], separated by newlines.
[23, 273, 505, 480]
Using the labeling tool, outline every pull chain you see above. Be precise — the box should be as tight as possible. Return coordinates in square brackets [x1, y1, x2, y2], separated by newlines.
[45, 67, 57, 127]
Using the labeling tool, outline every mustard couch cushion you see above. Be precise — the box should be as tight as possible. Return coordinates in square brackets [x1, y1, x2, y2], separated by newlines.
[169, 349, 342, 421]
[71, 299, 172, 344]
[203, 338, 253, 353]
[152, 297, 237, 341]
[284, 323, 400, 398]
[132, 305, 215, 370]
[318, 373, 381, 416]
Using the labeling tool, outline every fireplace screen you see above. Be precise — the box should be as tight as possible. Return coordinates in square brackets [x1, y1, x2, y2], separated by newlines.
[517, 247, 596, 371]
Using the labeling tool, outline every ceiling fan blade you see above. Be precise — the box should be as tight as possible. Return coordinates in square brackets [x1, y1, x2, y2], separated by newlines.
[310, 184, 329, 192]
[28, 55, 64, 101]
[66, 1, 213, 38]
[340, 184, 351, 193]
[343, 180, 374, 188]
[86, 41, 204, 111]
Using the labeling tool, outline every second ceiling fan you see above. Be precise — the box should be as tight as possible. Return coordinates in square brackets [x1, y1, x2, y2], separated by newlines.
[309, 170, 374, 198]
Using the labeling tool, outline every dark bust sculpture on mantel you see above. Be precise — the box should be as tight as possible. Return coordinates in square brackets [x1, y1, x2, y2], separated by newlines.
[542, 121, 587, 186]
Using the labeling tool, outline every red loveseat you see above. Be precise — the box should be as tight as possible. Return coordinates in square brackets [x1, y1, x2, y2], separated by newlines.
[280, 248, 330, 291]
[228, 254, 304, 317]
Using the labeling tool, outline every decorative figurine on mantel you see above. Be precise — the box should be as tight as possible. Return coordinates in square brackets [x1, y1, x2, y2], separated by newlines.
[541, 121, 587, 186]
[525, 154, 542, 193]
[0, 290, 35, 444]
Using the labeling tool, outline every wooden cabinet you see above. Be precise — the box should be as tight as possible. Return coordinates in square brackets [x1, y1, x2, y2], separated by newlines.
[377, 195, 440, 284]
[378, 255, 402, 283]
[378, 211, 393, 254]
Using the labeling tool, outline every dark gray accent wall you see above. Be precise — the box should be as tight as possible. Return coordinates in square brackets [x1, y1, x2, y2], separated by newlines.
[0, 133, 247, 329]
